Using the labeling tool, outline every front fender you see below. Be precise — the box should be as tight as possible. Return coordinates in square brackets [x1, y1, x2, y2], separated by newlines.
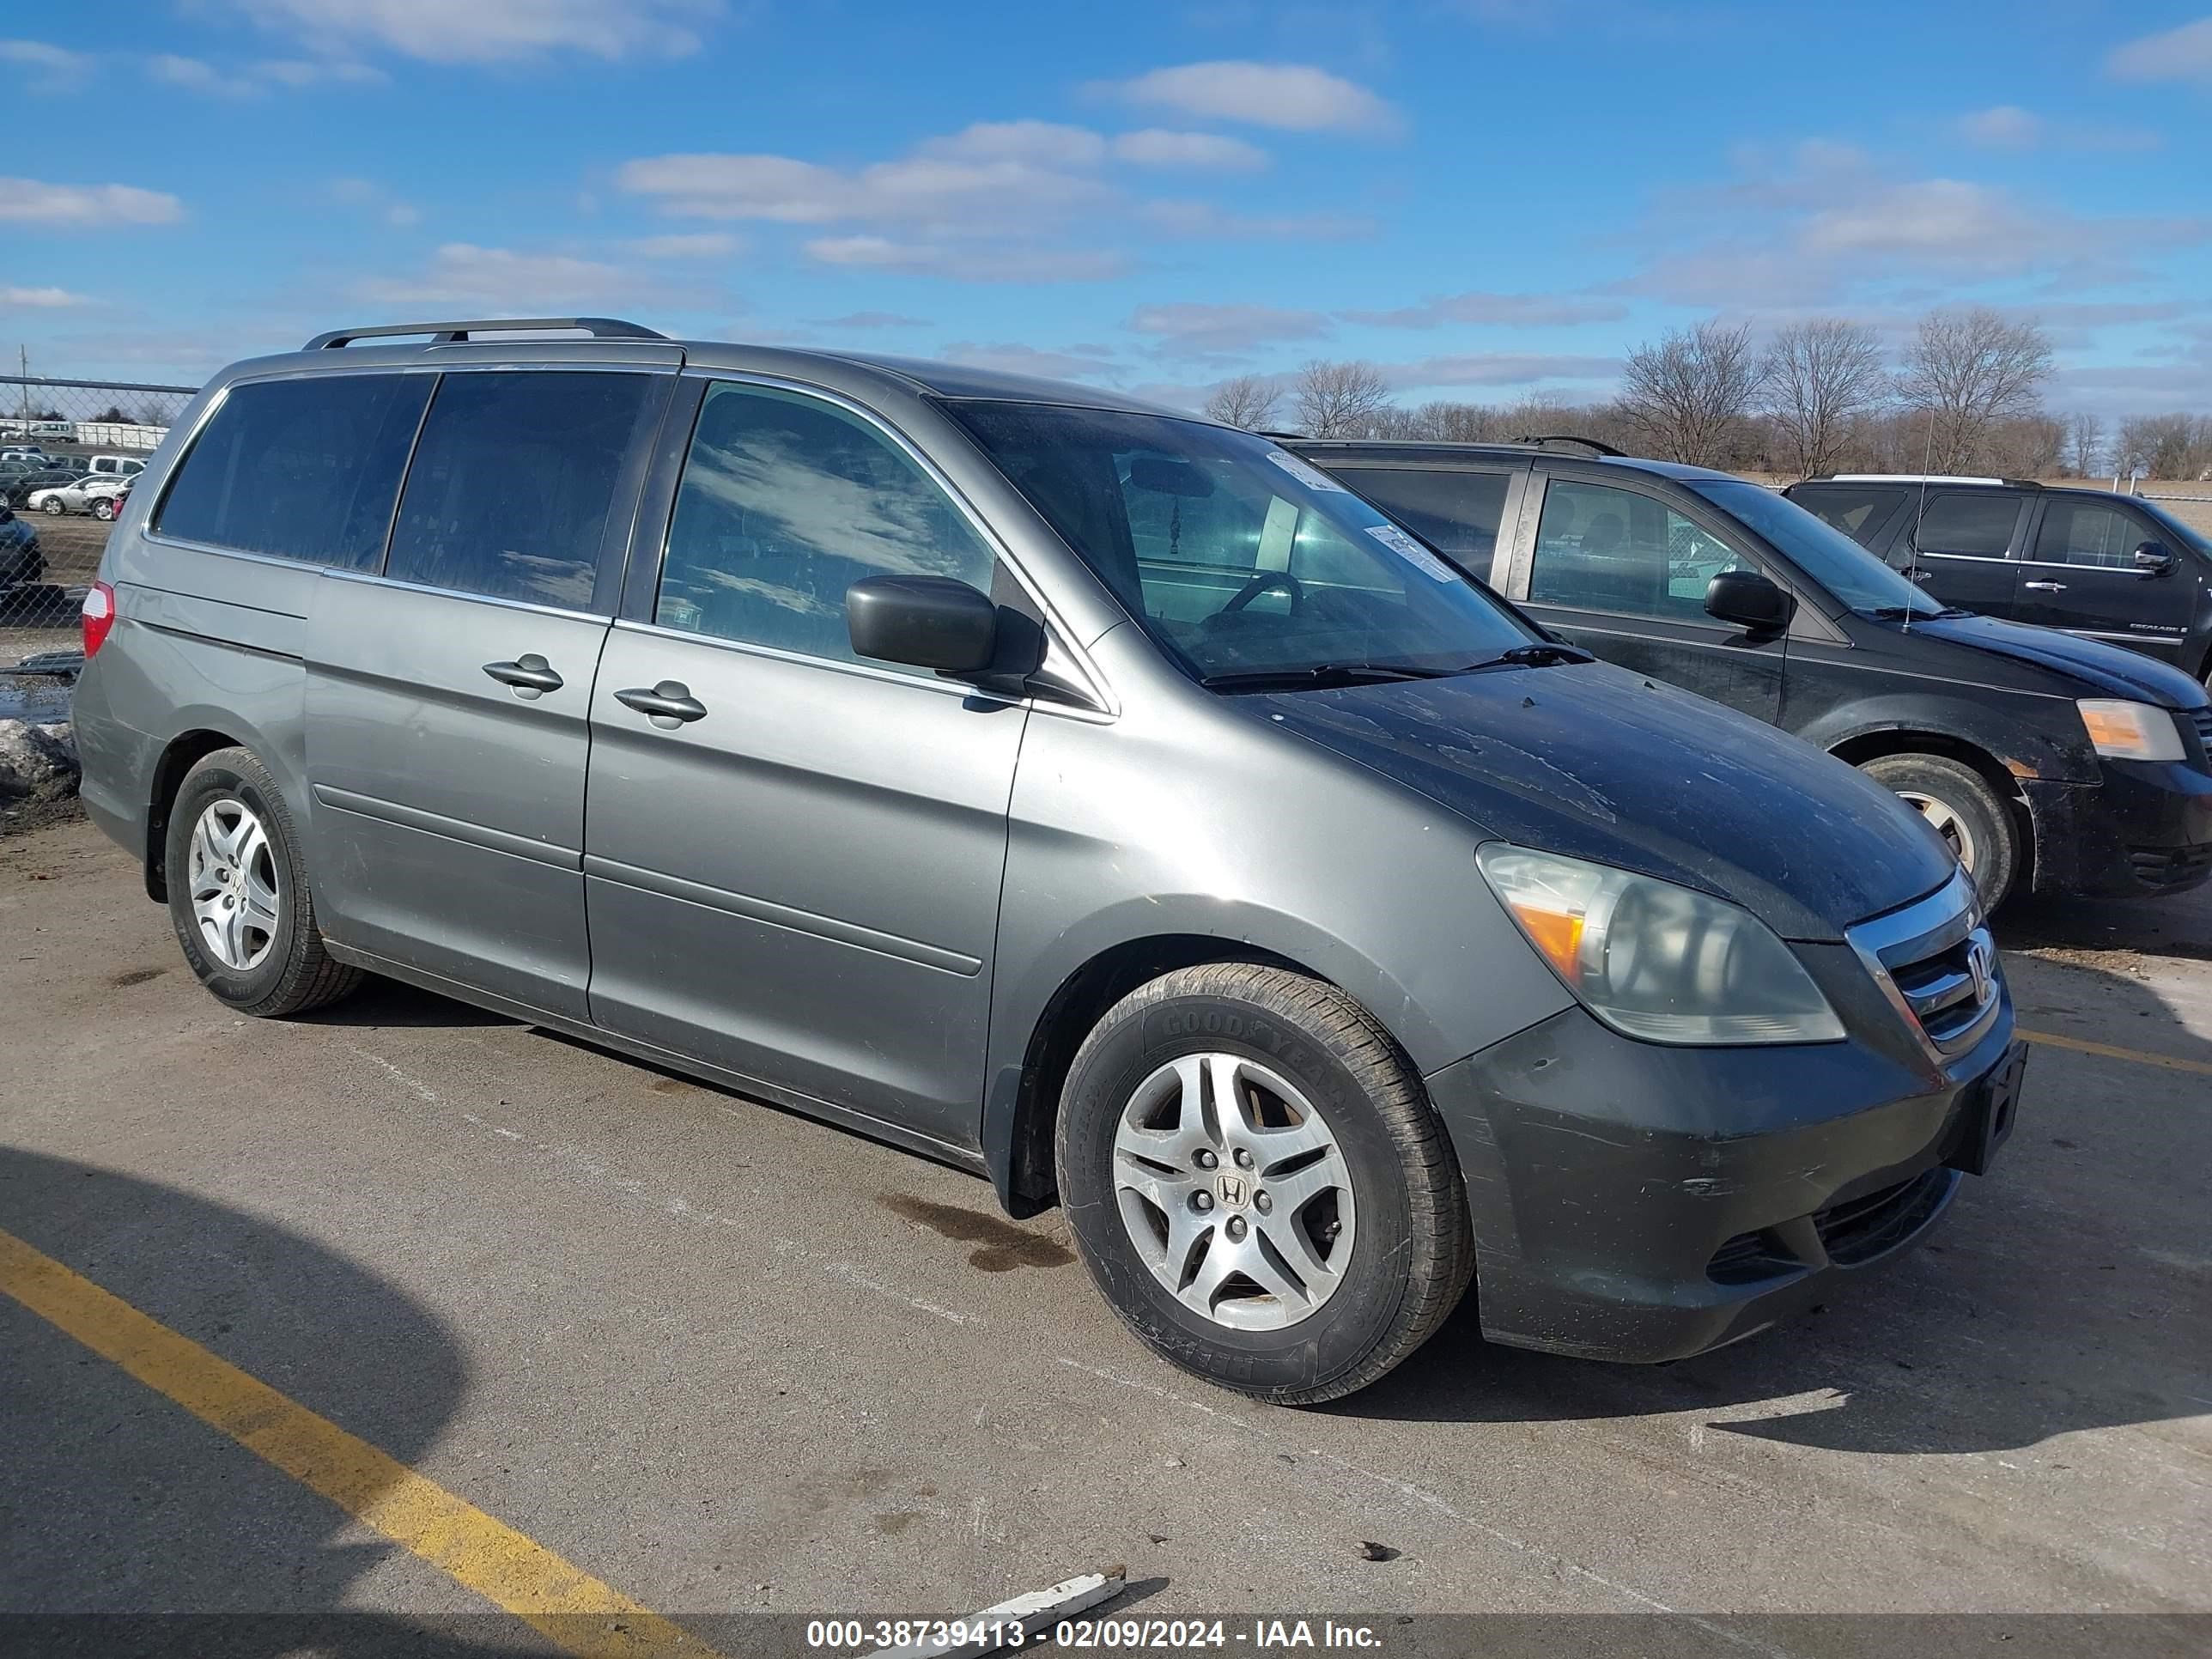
[1794, 692, 2100, 787]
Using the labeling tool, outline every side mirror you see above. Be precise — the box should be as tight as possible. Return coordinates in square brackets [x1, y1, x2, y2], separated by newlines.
[2134, 540, 2177, 576]
[846, 575, 1000, 674]
[1705, 568, 1796, 634]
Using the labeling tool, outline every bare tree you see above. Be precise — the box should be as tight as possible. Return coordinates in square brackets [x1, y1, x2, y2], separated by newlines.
[1615, 319, 1761, 467]
[1758, 319, 1887, 480]
[1898, 307, 2053, 474]
[2115, 412, 2212, 480]
[1203, 374, 1280, 431]
[2066, 411, 2103, 477]
[1291, 359, 1391, 438]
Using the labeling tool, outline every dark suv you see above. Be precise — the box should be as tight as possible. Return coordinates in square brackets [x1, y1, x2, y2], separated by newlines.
[1287, 440, 2212, 905]
[1785, 475, 2212, 690]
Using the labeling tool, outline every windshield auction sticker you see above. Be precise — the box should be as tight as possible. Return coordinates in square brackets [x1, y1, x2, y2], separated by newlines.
[1266, 450, 1348, 492]
[1365, 523, 1461, 584]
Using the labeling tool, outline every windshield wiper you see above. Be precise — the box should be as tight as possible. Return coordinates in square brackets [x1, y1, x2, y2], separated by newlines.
[1451, 642, 1597, 671]
[1863, 605, 1960, 621]
[1197, 661, 1457, 691]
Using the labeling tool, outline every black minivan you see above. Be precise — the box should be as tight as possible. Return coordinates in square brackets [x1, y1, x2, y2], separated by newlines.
[1288, 440, 2212, 906]
[1783, 475, 2212, 688]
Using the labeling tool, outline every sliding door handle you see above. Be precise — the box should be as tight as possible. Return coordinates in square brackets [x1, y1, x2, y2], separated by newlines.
[2022, 580, 2068, 592]
[483, 654, 563, 697]
[614, 681, 708, 727]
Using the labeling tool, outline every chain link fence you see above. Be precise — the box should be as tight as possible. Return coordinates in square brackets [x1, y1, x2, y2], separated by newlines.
[1, 374, 198, 648]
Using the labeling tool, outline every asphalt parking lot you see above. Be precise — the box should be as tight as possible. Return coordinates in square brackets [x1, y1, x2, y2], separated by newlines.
[2, 813, 2207, 1656]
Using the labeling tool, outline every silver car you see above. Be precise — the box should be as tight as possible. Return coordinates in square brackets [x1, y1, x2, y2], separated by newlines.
[29, 475, 125, 520]
[71, 317, 2022, 1402]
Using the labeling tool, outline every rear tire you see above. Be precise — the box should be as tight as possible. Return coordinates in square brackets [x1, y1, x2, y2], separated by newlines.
[1859, 751, 2018, 909]
[1055, 963, 1473, 1405]
[164, 747, 362, 1018]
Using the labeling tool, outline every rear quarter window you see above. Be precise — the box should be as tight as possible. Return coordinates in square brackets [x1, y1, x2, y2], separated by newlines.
[1790, 485, 1906, 550]
[155, 374, 431, 568]
[1328, 466, 1511, 564]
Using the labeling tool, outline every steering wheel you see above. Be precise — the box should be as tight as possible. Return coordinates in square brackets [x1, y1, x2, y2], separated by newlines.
[1218, 571, 1306, 617]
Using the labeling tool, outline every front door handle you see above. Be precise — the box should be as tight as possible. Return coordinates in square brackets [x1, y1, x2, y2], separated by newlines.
[483, 654, 563, 698]
[2022, 580, 2068, 592]
[614, 680, 708, 728]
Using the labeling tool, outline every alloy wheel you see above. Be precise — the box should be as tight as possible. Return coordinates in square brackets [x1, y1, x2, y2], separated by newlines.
[1896, 788, 1978, 874]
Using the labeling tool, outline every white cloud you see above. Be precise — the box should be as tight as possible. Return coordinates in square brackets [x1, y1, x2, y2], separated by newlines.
[941, 343, 1122, 380]
[149, 54, 260, 95]
[1137, 198, 1374, 240]
[809, 311, 932, 330]
[257, 58, 386, 85]
[801, 236, 1127, 283]
[0, 285, 91, 307]
[1111, 129, 1269, 170]
[1620, 146, 2211, 307]
[1342, 290, 1627, 328]
[921, 121, 1108, 167]
[623, 232, 740, 258]
[0, 39, 90, 85]
[1127, 301, 1329, 351]
[231, 0, 724, 64]
[1959, 106, 2039, 149]
[1380, 352, 1622, 392]
[1105, 61, 1399, 134]
[2107, 16, 2212, 86]
[150, 52, 383, 94]
[354, 243, 650, 308]
[0, 177, 185, 227]
[329, 176, 419, 227]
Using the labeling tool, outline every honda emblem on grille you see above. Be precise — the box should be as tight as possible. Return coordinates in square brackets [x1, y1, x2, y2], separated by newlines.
[1966, 936, 1996, 1004]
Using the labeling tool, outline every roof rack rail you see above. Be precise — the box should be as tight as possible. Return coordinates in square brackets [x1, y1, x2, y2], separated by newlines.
[1823, 472, 2037, 489]
[1515, 433, 1625, 458]
[303, 317, 668, 350]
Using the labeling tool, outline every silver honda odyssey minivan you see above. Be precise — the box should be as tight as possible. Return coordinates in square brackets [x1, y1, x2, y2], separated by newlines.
[73, 318, 2026, 1403]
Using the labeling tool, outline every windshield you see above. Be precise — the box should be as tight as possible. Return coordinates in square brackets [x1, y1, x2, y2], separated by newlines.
[949, 402, 1537, 683]
[2136, 499, 2212, 559]
[1692, 478, 1946, 617]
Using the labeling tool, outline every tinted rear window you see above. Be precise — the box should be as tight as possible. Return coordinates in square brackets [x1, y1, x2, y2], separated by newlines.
[1327, 466, 1512, 563]
[1790, 484, 1906, 550]
[384, 370, 657, 609]
[155, 374, 431, 568]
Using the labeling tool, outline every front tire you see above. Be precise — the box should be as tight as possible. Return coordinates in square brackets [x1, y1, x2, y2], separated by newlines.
[41, 496, 63, 515]
[1859, 751, 2019, 909]
[1055, 963, 1473, 1405]
[164, 747, 362, 1017]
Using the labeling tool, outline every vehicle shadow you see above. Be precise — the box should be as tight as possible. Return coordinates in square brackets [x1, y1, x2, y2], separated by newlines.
[0, 1146, 558, 1655]
[1342, 929, 2212, 1453]
[296, 974, 519, 1029]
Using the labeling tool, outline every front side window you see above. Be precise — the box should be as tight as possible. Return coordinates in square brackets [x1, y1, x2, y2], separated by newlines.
[655, 382, 998, 672]
[1528, 478, 1754, 621]
[385, 370, 657, 609]
[1911, 493, 2020, 557]
[950, 402, 1534, 683]
[155, 374, 430, 568]
[1327, 466, 1512, 564]
[2033, 500, 2151, 569]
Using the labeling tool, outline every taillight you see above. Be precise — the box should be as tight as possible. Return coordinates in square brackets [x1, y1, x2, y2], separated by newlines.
[82, 580, 116, 657]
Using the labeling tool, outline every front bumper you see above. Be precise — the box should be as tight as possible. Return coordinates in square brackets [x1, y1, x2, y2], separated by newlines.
[1424, 983, 2017, 1364]
[2025, 757, 2212, 896]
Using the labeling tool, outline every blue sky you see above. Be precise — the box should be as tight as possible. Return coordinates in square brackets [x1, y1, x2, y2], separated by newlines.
[5, 1, 2211, 417]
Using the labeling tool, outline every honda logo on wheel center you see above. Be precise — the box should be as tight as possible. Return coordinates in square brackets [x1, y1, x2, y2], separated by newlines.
[1215, 1171, 1250, 1210]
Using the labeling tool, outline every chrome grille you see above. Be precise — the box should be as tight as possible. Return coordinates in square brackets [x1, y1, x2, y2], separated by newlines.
[1845, 870, 2003, 1062]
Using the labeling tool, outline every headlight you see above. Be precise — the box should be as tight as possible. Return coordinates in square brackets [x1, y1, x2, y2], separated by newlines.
[1476, 844, 1844, 1045]
[2076, 699, 2185, 763]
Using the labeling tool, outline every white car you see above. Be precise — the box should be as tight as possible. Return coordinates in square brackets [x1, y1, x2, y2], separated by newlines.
[85, 453, 148, 479]
[28, 476, 128, 519]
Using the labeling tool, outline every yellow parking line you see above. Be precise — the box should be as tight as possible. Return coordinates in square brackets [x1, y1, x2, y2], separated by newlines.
[0, 1225, 717, 1659]
[2020, 1028, 2212, 1078]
